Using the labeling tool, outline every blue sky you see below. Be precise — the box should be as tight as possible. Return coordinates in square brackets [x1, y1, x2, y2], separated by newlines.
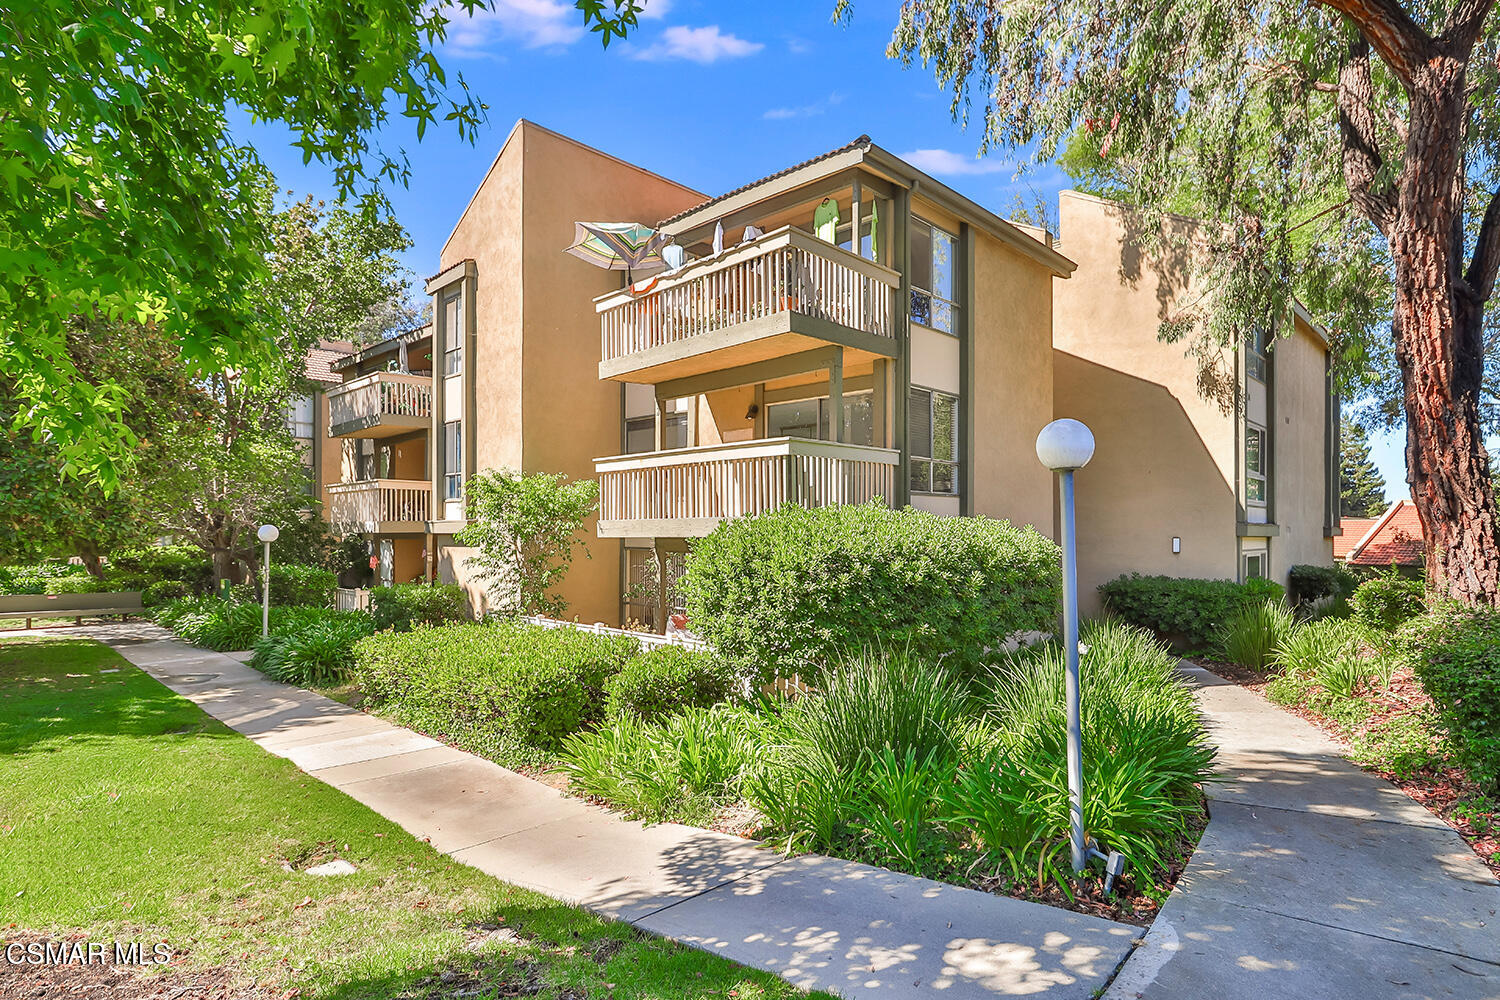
[233, 0, 1409, 501]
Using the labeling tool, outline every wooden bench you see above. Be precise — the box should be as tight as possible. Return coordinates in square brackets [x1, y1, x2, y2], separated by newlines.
[0, 592, 144, 630]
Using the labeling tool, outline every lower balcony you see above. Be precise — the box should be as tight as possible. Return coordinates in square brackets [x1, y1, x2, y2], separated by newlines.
[595, 437, 899, 539]
[327, 479, 431, 533]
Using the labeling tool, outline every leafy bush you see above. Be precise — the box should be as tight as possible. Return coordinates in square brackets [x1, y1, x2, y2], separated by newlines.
[559, 705, 759, 824]
[1287, 564, 1358, 606]
[251, 613, 375, 687]
[0, 566, 45, 595]
[142, 579, 192, 607]
[42, 573, 108, 594]
[268, 563, 337, 606]
[153, 596, 350, 651]
[1098, 574, 1286, 649]
[682, 502, 1061, 684]
[1349, 571, 1426, 632]
[369, 582, 469, 632]
[351, 621, 636, 755]
[1403, 606, 1500, 795]
[1216, 600, 1297, 670]
[107, 545, 211, 593]
[603, 646, 740, 723]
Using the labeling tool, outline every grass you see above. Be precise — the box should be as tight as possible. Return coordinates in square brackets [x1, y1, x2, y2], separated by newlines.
[0, 637, 825, 1000]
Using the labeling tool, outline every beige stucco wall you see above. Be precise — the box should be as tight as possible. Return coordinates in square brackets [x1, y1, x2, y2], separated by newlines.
[1052, 191, 1239, 612]
[969, 230, 1057, 540]
[1269, 315, 1336, 577]
[315, 390, 340, 515]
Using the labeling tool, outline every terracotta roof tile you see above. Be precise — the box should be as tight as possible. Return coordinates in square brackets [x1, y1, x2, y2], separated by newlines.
[1332, 518, 1377, 560]
[1347, 500, 1426, 567]
[303, 347, 349, 385]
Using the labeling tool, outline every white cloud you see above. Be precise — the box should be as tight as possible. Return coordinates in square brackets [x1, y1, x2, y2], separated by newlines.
[898, 148, 1009, 176]
[440, 0, 584, 57]
[637, 0, 671, 19]
[629, 25, 763, 63]
[763, 92, 843, 120]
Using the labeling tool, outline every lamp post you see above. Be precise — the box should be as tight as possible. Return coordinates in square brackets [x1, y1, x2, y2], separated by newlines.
[257, 524, 279, 638]
[1035, 418, 1096, 873]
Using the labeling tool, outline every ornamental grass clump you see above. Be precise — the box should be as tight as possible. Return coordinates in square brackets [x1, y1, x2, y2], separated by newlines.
[1216, 600, 1298, 670]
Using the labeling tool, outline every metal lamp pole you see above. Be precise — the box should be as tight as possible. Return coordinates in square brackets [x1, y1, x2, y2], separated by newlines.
[257, 524, 279, 638]
[1035, 419, 1096, 873]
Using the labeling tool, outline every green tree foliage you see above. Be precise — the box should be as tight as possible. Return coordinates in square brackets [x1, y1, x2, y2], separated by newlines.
[456, 470, 601, 618]
[1341, 419, 1389, 517]
[1, 0, 632, 488]
[845, 0, 1500, 603]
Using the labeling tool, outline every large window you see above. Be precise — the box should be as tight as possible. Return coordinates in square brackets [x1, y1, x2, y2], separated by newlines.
[910, 218, 957, 334]
[1246, 422, 1267, 506]
[442, 291, 463, 376]
[443, 420, 462, 500]
[908, 387, 959, 494]
[285, 394, 314, 439]
[766, 392, 874, 446]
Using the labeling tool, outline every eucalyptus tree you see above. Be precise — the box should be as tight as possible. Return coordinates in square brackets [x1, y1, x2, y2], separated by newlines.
[846, 0, 1500, 603]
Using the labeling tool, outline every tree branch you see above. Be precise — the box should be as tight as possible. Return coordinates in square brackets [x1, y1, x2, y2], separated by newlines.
[1442, 0, 1496, 47]
[1316, 0, 1432, 84]
[1338, 37, 1398, 235]
[1465, 187, 1500, 302]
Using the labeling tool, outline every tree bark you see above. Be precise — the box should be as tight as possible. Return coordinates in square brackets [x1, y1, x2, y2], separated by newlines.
[1389, 59, 1500, 604]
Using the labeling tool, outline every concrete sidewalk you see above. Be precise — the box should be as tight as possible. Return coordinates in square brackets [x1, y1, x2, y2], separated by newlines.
[62, 623, 1139, 1000]
[1106, 665, 1500, 1000]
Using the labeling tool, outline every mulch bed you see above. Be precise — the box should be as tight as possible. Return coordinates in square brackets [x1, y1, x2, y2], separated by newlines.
[0, 932, 279, 1000]
[1196, 658, 1499, 878]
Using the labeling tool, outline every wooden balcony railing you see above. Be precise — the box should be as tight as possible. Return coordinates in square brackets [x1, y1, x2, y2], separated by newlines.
[326, 372, 432, 437]
[596, 226, 899, 369]
[326, 479, 431, 532]
[595, 437, 899, 538]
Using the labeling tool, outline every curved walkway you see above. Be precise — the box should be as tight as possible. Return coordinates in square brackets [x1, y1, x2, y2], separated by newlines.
[56, 623, 1138, 1000]
[1106, 665, 1500, 1000]
[26, 624, 1498, 998]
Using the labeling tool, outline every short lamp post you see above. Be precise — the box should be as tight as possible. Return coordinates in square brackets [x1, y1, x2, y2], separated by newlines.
[1035, 418, 1096, 873]
[257, 524, 279, 638]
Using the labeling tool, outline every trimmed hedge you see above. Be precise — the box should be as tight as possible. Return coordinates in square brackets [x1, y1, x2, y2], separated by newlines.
[1288, 564, 1357, 606]
[1349, 571, 1426, 632]
[370, 582, 469, 632]
[108, 545, 212, 593]
[604, 646, 741, 723]
[351, 622, 637, 753]
[42, 574, 108, 595]
[680, 503, 1061, 684]
[1098, 574, 1286, 649]
[1402, 606, 1500, 795]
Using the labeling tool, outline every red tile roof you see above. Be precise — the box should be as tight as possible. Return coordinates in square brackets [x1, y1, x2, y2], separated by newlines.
[303, 346, 350, 385]
[1342, 500, 1426, 567]
[1332, 518, 1378, 560]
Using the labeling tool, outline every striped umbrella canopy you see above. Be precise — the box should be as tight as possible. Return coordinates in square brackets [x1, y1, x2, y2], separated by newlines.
[565, 221, 668, 282]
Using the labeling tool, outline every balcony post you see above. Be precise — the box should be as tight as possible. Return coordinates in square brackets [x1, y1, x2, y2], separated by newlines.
[828, 347, 844, 443]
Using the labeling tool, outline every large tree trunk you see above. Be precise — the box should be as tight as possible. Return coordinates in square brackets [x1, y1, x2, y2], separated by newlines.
[1391, 64, 1500, 605]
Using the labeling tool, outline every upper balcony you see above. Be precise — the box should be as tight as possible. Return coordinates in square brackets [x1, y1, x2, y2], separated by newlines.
[595, 436, 899, 539]
[597, 226, 900, 385]
[327, 372, 432, 439]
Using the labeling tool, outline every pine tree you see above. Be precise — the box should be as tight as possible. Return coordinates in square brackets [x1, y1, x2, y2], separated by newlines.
[1341, 420, 1388, 518]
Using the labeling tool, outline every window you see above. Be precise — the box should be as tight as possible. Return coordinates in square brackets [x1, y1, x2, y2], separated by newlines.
[766, 392, 874, 446]
[623, 548, 686, 631]
[443, 420, 462, 499]
[909, 218, 957, 334]
[443, 291, 463, 376]
[908, 387, 959, 494]
[1247, 324, 1269, 382]
[1246, 423, 1267, 506]
[285, 394, 313, 439]
[625, 416, 656, 454]
[1243, 552, 1265, 581]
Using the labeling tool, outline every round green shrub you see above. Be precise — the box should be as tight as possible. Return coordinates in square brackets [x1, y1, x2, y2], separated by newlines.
[1349, 571, 1426, 632]
[142, 579, 192, 607]
[1098, 573, 1287, 649]
[1401, 605, 1500, 795]
[680, 502, 1061, 685]
[604, 646, 741, 723]
[369, 582, 469, 632]
[42, 573, 107, 595]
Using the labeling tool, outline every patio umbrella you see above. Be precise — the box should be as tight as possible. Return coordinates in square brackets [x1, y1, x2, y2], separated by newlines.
[565, 222, 668, 283]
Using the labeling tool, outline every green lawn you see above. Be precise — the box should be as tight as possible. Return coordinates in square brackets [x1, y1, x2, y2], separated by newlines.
[0, 637, 822, 1000]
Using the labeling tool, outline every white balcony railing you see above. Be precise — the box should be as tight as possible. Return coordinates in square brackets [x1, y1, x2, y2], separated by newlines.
[327, 479, 431, 532]
[595, 437, 899, 537]
[596, 226, 899, 368]
[326, 371, 432, 436]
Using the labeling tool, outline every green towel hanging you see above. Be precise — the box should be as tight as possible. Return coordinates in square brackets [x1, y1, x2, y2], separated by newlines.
[814, 197, 840, 243]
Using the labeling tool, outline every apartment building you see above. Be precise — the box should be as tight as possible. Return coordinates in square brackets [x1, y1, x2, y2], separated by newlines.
[320, 122, 1339, 627]
[1052, 191, 1340, 612]
[291, 340, 354, 509]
